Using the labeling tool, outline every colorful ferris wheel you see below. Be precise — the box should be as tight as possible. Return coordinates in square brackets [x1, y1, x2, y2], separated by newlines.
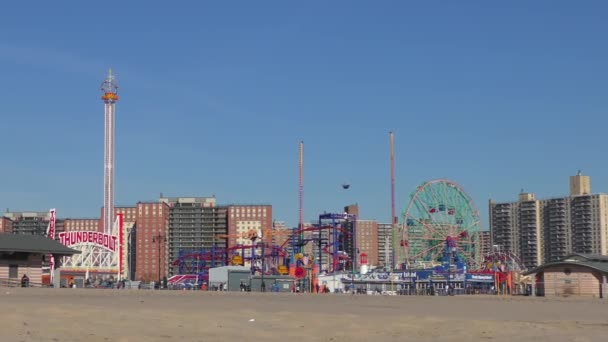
[398, 179, 482, 270]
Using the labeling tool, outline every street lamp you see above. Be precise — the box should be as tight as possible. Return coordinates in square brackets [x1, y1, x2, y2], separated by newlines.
[127, 226, 136, 282]
[152, 230, 165, 288]
[260, 223, 271, 292]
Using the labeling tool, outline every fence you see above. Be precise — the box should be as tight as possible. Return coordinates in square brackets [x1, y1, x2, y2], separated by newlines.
[0, 278, 46, 288]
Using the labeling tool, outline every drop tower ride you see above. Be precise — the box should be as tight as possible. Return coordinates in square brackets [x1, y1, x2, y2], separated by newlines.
[101, 70, 118, 234]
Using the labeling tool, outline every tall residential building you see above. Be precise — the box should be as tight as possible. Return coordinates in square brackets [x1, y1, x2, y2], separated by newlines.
[377, 223, 393, 269]
[518, 193, 543, 268]
[357, 220, 379, 266]
[4, 211, 51, 235]
[0, 217, 13, 233]
[270, 220, 290, 246]
[570, 171, 591, 196]
[342, 205, 358, 269]
[543, 197, 572, 262]
[64, 218, 100, 232]
[544, 197, 571, 262]
[488, 202, 519, 257]
[166, 197, 227, 276]
[100, 205, 137, 232]
[476, 230, 492, 256]
[571, 194, 608, 255]
[226, 204, 272, 264]
[490, 173, 608, 268]
[344, 204, 359, 217]
[135, 201, 170, 282]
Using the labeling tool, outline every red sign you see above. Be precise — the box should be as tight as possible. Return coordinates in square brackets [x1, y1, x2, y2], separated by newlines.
[47, 209, 56, 283]
[47, 209, 56, 239]
[294, 267, 306, 279]
[59, 231, 118, 252]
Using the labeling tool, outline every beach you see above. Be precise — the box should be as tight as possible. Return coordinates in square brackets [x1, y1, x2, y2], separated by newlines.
[1, 289, 607, 342]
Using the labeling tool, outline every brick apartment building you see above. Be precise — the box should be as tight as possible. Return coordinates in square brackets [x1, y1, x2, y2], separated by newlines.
[0, 217, 12, 233]
[100, 206, 137, 232]
[2, 198, 275, 280]
[357, 220, 379, 266]
[344, 204, 380, 268]
[226, 205, 273, 263]
[134, 201, 170, 282]
[64, 218, 100, 232]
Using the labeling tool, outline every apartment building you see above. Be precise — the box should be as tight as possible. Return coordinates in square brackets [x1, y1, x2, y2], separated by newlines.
[100, 206, 137, 232]
[489, 201, 519, 258]
[64, 218, 100, 232]
[4, 211, 53, 235]
[270, 220, 291, 246]
[357, 220, 379, 266]
[0, 217, 12, 233]
[134, 201, 170, 282]
[490, 173, 608, 268]
[226, 204, 272, 265]
[518, 193, 543, 268]
[165, 197, 228, 276]
[544, 197, 571, 262]
[377, 223, 394, 269]
[477, 230, 492, 257]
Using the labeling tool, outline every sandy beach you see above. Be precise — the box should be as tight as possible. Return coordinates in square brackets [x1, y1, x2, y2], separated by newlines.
[1, 288, 607, 342]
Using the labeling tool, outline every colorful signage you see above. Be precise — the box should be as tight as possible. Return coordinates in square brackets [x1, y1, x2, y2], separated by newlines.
[46, 209, 56, 283]
[466, 274, 495, 282]
[59, 231, 118, 252]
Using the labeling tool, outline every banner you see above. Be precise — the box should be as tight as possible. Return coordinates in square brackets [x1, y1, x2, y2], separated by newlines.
[46, 209, 56, 284]
[58, 231, 118, 251]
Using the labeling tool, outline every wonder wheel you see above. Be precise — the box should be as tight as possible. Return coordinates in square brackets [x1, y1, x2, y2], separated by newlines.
[398, 179, 482, 270]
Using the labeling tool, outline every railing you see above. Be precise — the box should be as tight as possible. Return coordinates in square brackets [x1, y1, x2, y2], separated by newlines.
[0, 278, 47, 288]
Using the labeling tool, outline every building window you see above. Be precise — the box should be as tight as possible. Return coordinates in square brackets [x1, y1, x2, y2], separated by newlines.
[9, 264, 18, 278]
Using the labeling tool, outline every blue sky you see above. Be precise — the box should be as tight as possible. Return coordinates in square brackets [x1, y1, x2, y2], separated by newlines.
[0, 1, 607, 230]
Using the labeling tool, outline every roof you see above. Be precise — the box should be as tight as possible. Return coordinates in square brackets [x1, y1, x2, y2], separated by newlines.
[0, 233, 80, 255]
[524, 253, 608, 275]
[564, 253, 608, 262]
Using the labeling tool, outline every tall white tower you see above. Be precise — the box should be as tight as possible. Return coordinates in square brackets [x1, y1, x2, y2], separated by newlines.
[101, 70, 118, 234]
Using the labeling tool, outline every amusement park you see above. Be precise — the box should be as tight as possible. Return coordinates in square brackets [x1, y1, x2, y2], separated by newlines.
[29, 71, 528, 295]
[44, 178, 526, 295]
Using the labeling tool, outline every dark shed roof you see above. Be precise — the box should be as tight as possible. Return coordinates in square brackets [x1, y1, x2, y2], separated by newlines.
[0, 233, 80, 256]
[524, 253, 608, 275]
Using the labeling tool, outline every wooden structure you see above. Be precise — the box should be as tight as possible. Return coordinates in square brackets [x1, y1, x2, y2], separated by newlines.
[525, 254, 608, 298]
[0, 233, 79, 286]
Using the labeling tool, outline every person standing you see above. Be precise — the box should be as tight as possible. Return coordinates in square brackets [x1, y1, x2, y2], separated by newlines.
[21, 274, 29, 288]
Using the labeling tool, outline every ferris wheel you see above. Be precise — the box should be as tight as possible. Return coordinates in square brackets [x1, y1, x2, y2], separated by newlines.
[398, 179, 482, 270]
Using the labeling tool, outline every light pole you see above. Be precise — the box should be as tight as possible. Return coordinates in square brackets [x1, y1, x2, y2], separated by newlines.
[351, 216, 356, 294]
[261, 225, 266, 292]
[152, 231, 165, 288]
[127, 227, 135, 282]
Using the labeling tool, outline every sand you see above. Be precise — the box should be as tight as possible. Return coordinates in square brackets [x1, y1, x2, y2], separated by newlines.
[1, 289, 607, 342]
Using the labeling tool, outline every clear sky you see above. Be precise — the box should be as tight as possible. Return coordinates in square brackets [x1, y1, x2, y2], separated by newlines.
[0, 1, 607, 230]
